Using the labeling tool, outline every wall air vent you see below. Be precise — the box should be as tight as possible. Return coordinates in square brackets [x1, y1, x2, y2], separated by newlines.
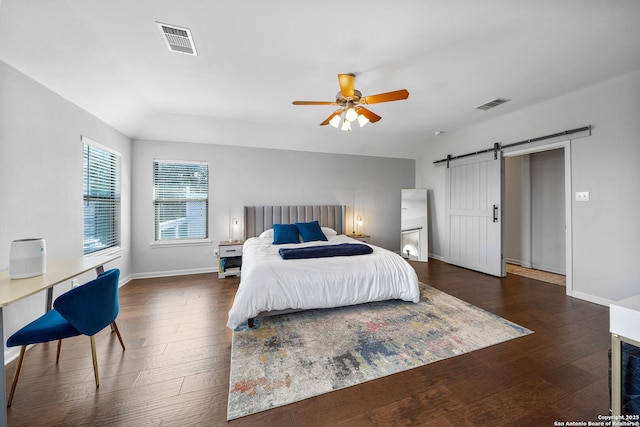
[475, 97, 510, 111]
[156, 22, 197, 56]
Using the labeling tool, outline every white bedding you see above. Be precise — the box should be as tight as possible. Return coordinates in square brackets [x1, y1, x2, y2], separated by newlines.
[226, 234, 420, 329]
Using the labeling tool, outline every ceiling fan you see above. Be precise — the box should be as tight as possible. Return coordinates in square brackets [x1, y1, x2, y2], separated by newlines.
[292, 74, 409, 131]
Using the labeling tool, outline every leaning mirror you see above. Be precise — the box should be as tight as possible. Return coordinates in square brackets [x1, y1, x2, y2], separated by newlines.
[401, 189, 428, 262]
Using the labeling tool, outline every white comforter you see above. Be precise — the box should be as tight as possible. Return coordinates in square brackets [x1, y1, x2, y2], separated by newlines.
[226, 234, 420, 329]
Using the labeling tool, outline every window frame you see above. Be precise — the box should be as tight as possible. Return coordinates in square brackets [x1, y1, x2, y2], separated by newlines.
[151, 159, 210, 247]
[82, 136, 122, 256]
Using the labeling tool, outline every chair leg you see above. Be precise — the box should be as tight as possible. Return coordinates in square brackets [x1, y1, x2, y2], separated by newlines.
[111, 321, 125, 351]
[56, 339, 62, 363]
[90, 336, 99, 387]
[7, 346, 27, 407]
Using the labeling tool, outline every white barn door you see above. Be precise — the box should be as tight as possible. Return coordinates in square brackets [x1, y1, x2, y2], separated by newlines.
[445, 151, 505, 277]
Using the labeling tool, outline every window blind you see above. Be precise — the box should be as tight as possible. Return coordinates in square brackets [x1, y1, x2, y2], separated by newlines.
[153, 160, 209, 241]
[83, 139, 121, 255]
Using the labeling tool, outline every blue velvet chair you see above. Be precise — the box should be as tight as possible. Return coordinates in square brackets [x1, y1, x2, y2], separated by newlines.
[6, 268, 125, 407]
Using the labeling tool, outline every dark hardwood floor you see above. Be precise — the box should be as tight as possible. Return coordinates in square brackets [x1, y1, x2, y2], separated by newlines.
[4, 259, 611, 426]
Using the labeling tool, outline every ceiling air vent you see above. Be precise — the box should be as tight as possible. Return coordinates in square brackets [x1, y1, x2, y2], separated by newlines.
[475, 97, 510, 111]
[156, 22, 197, 56]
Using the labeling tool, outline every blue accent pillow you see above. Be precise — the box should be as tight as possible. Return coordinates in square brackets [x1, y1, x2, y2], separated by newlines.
[296, 221, 328, 242]
[272, 223, 300, 244]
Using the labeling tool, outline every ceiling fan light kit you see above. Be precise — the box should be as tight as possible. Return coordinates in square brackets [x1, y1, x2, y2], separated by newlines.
[293, 74, 409, 131]
[328, 114, 342, 128]
[344, 103, 358, 122]
[356, 113, 370, 127]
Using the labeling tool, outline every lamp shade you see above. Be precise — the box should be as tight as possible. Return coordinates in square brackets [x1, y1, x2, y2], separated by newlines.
[229, 218, 240, 242]
[357, 114, 370, 127]
[345, 107, 358, 122]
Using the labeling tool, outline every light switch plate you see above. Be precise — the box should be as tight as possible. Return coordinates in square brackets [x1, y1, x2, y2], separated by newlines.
[576, 191, 590, 201]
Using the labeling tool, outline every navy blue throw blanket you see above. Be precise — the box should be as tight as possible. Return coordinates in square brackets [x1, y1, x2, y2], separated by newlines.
[279, 243, 373, 260]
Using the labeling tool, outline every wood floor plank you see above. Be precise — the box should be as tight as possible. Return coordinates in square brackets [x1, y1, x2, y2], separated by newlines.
[4, 259, 612, 426]
[369, 385, 465, 426]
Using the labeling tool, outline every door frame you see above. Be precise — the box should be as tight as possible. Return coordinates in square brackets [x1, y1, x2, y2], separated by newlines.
[503, 139, 572, 296]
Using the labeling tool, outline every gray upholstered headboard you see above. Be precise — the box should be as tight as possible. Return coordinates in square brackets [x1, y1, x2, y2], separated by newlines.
[244, 205, 346, 239]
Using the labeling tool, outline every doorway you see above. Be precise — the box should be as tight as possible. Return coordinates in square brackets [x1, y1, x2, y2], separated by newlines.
[442, 139, 574, 295]
[503, 140, 572, 295]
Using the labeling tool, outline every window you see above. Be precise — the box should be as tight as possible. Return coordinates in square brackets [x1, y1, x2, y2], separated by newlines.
[153, 160, 208, 241]
[83, 137, 121, 255]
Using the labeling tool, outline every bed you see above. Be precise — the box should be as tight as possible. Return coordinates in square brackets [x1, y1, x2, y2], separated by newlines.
[226, 205, 420, 329]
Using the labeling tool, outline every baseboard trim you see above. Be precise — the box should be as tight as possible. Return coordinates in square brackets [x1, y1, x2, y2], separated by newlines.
[531, 264, 566, 276]
[505, 257, 533, 268]
[119, 273, 133, 287]
[569, 290, 613, 307]
[505, 259, 564, 274]
[428, 253, 445, 262]
[131, 267, 217, 280]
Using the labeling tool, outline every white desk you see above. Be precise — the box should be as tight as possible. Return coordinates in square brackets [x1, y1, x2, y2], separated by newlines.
[0, 254, 120, 427]
[610, 294, 640, 416]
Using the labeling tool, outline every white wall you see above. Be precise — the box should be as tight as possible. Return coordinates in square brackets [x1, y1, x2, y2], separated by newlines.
[417, 69, 640, 304]
[0, 61, 132, 361]
[504, 155, 528, 265]
[530, 149, 565, 274]
[131, 139, 415, 277]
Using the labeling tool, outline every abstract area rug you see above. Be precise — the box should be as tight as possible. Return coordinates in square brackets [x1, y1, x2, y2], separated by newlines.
[227, 283, 533, 420]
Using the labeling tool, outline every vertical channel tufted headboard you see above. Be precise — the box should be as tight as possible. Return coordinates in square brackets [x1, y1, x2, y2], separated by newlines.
[243, 205, 346, 239]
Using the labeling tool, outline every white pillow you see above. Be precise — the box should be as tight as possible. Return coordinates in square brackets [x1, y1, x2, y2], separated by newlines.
[321, 227, 337, 236]
[258, 229, 274, 239]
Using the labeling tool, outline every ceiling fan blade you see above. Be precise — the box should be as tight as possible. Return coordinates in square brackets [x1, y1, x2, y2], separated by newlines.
[320, 109, 343, 126]
[292, 101, 337, 105]
[355, 107, 382, 123]
[338, 74, 355, 98]
[362, 89, 410, 104]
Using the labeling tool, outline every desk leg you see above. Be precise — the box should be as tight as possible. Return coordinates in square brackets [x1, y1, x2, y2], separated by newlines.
[0, 307, 8, 427]
[611, 334, 622, 416]
[43, 265, 106, 314]
[46, 287, 54, 311]
[44, 265, 105, 313]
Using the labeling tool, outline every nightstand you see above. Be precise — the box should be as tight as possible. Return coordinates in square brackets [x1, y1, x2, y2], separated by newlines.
[218, 241, 243, 278]
[347, 234, 371, 243]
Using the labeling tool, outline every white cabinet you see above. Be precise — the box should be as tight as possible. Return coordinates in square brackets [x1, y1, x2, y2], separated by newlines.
[346, 234, 371, 243]
[218, 241, 243, 278]
[610, 294, 640, 416]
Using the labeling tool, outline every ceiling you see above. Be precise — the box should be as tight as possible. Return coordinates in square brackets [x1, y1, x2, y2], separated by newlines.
[2, 1, 640, 159]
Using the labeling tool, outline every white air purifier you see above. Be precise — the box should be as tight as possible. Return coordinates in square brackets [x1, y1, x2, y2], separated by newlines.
[10, 238, 46, 279]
